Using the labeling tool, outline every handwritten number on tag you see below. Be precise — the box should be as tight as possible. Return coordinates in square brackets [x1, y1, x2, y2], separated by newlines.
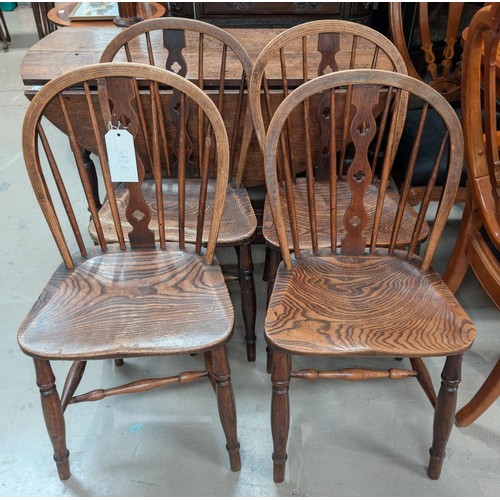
[105, 129, 139, 183]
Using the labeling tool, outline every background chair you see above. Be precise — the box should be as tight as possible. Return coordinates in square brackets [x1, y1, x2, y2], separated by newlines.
[249, 20, 431, 372]
[98, 18, 258, 361]
[31, 2, 56, 39]
[389, 2, 482, 206]
[0, 9, 11, 51]
[260, 69, 475, 482]
[443, 3, 500, 427]
[18, 62, 240, 479]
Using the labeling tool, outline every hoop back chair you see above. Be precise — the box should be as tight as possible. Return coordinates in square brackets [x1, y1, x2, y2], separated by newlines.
[389, 2, 482, 206]
[262, 69, 475, 482]
[249, 20, 431, 371]
[98, 18, 258, 361]
[18, 63, 240, 479]
[443, 3, 500, 427]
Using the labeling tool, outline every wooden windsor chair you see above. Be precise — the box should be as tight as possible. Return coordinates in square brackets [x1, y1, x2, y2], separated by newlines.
[261, 69, 475, 483]
[389, 2, 482, 206]
[18, 62, 240, 480]
[443, 3, 500, 427]
[249, 20, 431, 372]
[98, 18, 258, 361]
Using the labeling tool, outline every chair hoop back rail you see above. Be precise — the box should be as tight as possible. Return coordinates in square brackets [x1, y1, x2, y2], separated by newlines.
[19, 62, 241, 479]
[262, 69, 475, 483]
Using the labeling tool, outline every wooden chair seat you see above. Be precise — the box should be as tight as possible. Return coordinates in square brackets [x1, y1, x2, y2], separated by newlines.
[18, 246, 234, 360]
[262, 179, 429, 249]
[91, 179, 257, 246]
[266, 252, 475, 358]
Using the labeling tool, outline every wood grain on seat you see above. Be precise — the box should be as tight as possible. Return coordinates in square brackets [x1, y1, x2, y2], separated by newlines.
[19, 247, 234, 360]
[92, 179, 256, 245]
[266, 252, 474, 357]
[263, 179, 429, 249]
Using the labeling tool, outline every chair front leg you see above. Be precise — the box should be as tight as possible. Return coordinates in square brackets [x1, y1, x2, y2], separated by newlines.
[428, 354, 462, 480]
[237, 243, 256, 362]
[34, 359, 70, 480]
[265, 247, 281, 373]
[271, 350, 291, 483]
[211, 346, 241, 471]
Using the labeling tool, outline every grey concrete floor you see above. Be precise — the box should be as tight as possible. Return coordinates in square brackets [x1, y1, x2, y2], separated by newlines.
[1, 6, 499, 497]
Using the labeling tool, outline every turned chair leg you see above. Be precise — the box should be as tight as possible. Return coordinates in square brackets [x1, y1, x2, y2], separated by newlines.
[428, 354, 462, 480]
[34, 359, 71, 480]
[271, 351, 291, 483]
[237, 243, 256, 362]
[211, 346, 241, 471]
[456, 358, 500, 427]
[266, 248, 281, 373]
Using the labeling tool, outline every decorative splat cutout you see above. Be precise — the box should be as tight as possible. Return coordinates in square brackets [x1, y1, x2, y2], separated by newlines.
[341, 85, 379, 255]
[316, 33, 340, 180]
[103, 76, 155, 249]
[164, 29, 195, 177]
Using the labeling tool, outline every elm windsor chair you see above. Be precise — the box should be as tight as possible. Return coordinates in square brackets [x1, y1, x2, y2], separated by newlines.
[249, 20, 432, 374]
[388, 2, 481, 206]
[18, 62, 240, 479]
[262, 69, 475, 482]
[98, 18, 258, 361]
[443, 3, 500, 427]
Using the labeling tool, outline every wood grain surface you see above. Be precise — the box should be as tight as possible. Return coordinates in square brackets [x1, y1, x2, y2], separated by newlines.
[18, 246, 234, 360]
[265, 252, 475, 357]
[90, 179, 257, 245]
[262, 179, 429, 249]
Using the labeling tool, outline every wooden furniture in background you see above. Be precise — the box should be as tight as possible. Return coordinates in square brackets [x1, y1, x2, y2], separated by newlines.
[388, 2, 480, 206]
[444, 3, 500, 427]
[18, 62, 240, 480]
[249, 20, 430, 372]
[0, 9, 11, 51]
[31, 2, 56, 39]
[98, 18, 258, 361]
[47, 2, 165, 28]
[167, 2, 373, 28]
[260, 69, 475, 482]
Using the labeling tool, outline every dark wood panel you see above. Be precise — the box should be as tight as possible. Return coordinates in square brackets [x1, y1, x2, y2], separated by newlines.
[168, 2, 372, 28]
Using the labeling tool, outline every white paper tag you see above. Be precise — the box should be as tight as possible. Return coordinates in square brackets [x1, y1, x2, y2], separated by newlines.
[105, 128, 139, 183]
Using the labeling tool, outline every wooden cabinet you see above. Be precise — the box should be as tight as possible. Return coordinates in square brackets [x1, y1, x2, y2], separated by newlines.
[167, 2, 373, 27]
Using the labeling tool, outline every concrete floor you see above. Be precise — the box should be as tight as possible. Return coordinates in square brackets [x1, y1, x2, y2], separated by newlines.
[1, 6, 499, 496]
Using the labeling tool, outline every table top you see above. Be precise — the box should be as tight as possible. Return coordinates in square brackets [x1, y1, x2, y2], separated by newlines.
[21, 26, 285, 85]
[21, 25, 396, 86]
[47, 2, 165, 28]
